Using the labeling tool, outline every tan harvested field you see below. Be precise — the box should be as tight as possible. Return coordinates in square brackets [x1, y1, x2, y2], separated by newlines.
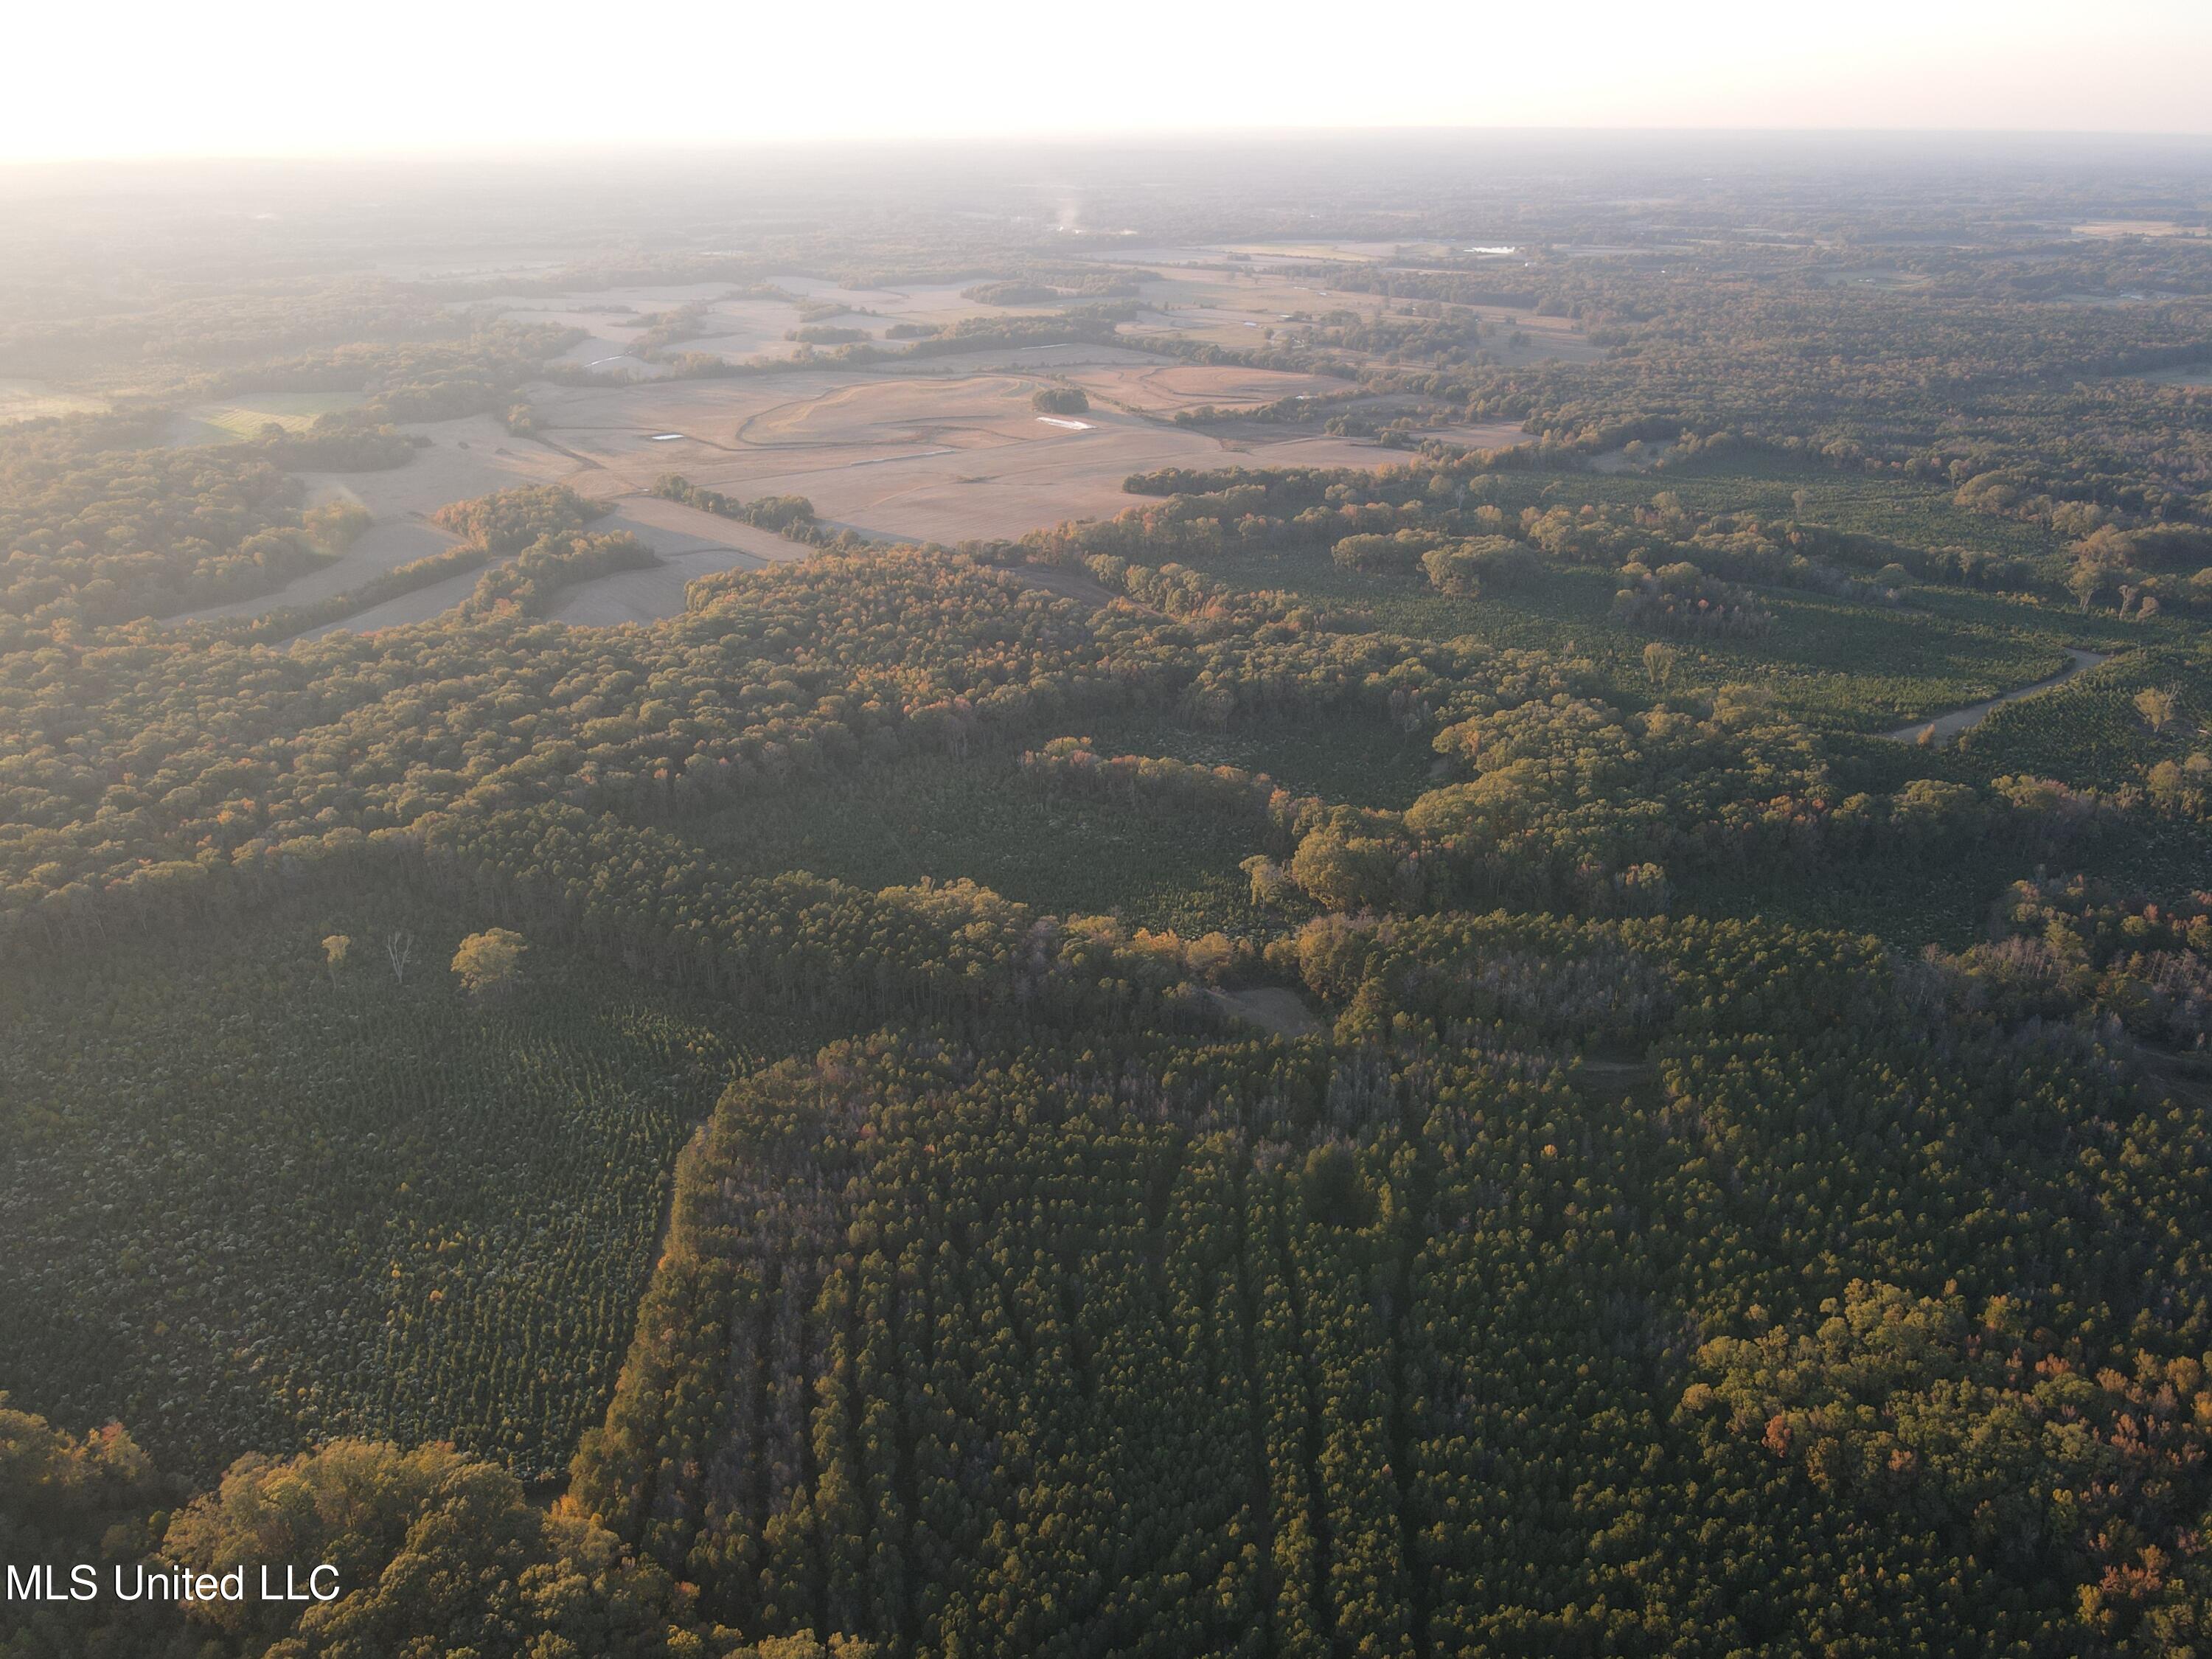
[1220, 240, 1401, 262]
[545, 495, 813, 626]
[1119, 313, 1291, 352]
[765, 274, 1043, 330]
[309, 413, 580, 520]
[661, 303, 809, 367]
[1065, 363, 1350, 413]
[1092, 241, 1392, 268]
[602, 495, 813, 563]
[1422, 419, 1535, 451]
[193, 490, 809, 636]
[177, 517, 460, 624]
[190, 325, 1425, 637]
[866, 343, 1162, 375]
[297, 568, 487, 640]
[1082, 245, 1235, 268]
[1818, 268, 1932, 291]
[498, 274, 1053, 374]
[526, 368, 1419, 545]
[173, 416, 581, 628]
[736, 374, 1044, 450]
[500, 282, 751, 373]
[2072, 220, 2208, 239]
[288, 487, 871, 636]
[1092, 265, 1602, 368]
[547, 557, 762, 627]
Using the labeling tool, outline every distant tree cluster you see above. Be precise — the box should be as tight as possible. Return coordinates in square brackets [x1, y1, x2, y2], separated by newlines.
[1611, 558, 1773, 636]
[961, 279, 1059, 305]
[0, 415, 320, 627]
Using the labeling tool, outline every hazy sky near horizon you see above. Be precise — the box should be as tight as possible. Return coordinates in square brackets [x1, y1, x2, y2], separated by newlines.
[9, 0, 2211, 161]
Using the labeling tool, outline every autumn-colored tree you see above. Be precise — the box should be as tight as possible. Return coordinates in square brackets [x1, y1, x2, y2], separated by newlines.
[451, 928, 526, 1001]
[164, 1440, 679, 1656]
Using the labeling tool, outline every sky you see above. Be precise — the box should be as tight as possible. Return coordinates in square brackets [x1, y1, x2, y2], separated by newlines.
[7, 0, 2211, 161]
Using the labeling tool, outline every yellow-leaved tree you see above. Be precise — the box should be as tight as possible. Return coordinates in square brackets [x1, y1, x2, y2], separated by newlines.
[451, 928, 526, 1001]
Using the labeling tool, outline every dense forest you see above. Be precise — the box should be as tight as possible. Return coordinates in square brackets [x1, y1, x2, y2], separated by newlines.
[4, 140, 2212, 1656]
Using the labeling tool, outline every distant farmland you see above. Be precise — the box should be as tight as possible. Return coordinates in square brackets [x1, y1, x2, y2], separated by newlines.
[0, 377, 107, 423]
[169, 390, 364, 445]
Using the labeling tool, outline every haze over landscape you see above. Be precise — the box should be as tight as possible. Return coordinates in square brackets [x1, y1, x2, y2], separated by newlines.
[5, 10, 2212, 1658]
[7, 0, 2212, 157]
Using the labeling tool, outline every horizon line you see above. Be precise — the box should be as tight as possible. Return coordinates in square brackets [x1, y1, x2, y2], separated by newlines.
[7, 123, 2212, 172]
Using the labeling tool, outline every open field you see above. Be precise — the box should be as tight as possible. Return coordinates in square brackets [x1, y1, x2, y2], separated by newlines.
[1101, 262, 1603, 366]
[1223, 239, 1403, 261]
[999, 560, 1119, 607]
[735, 372, 1046, 448]
[489, 259, 1596, 382]
[171, 414, 582, 628]
[1092, 240, 1397, 267]
[767, 271, 1056, 330]
[500, 280, 761, 374]
[0, 376, 106, 422]
[1208, 984, 1324, 1036]
[169, 358, 1425, 633]
[600, 492, 810, 561]
[2133, 363, 2212, 388]
[1450, 299, 1605, 365]
[167, 390, 364, 445]
[528, 367, 1418, 544]
[1065, 361, 1353, 412]
[547, 557, 757, 626]
[545, 496, 805, 625]
[192, 488, 815, 636]
[2072, 220, 2209, 238]
[1422, 416, 1540, 448]
[181, 517, 458, 625]
[294, 565, 479, 636]
[273, 493, 807, 637]
[313, 413, 581, 508]
[497, 274, 1060, 373]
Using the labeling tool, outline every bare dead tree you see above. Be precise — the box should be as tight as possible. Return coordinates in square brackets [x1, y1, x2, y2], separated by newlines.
[386, 930, 414, 985]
